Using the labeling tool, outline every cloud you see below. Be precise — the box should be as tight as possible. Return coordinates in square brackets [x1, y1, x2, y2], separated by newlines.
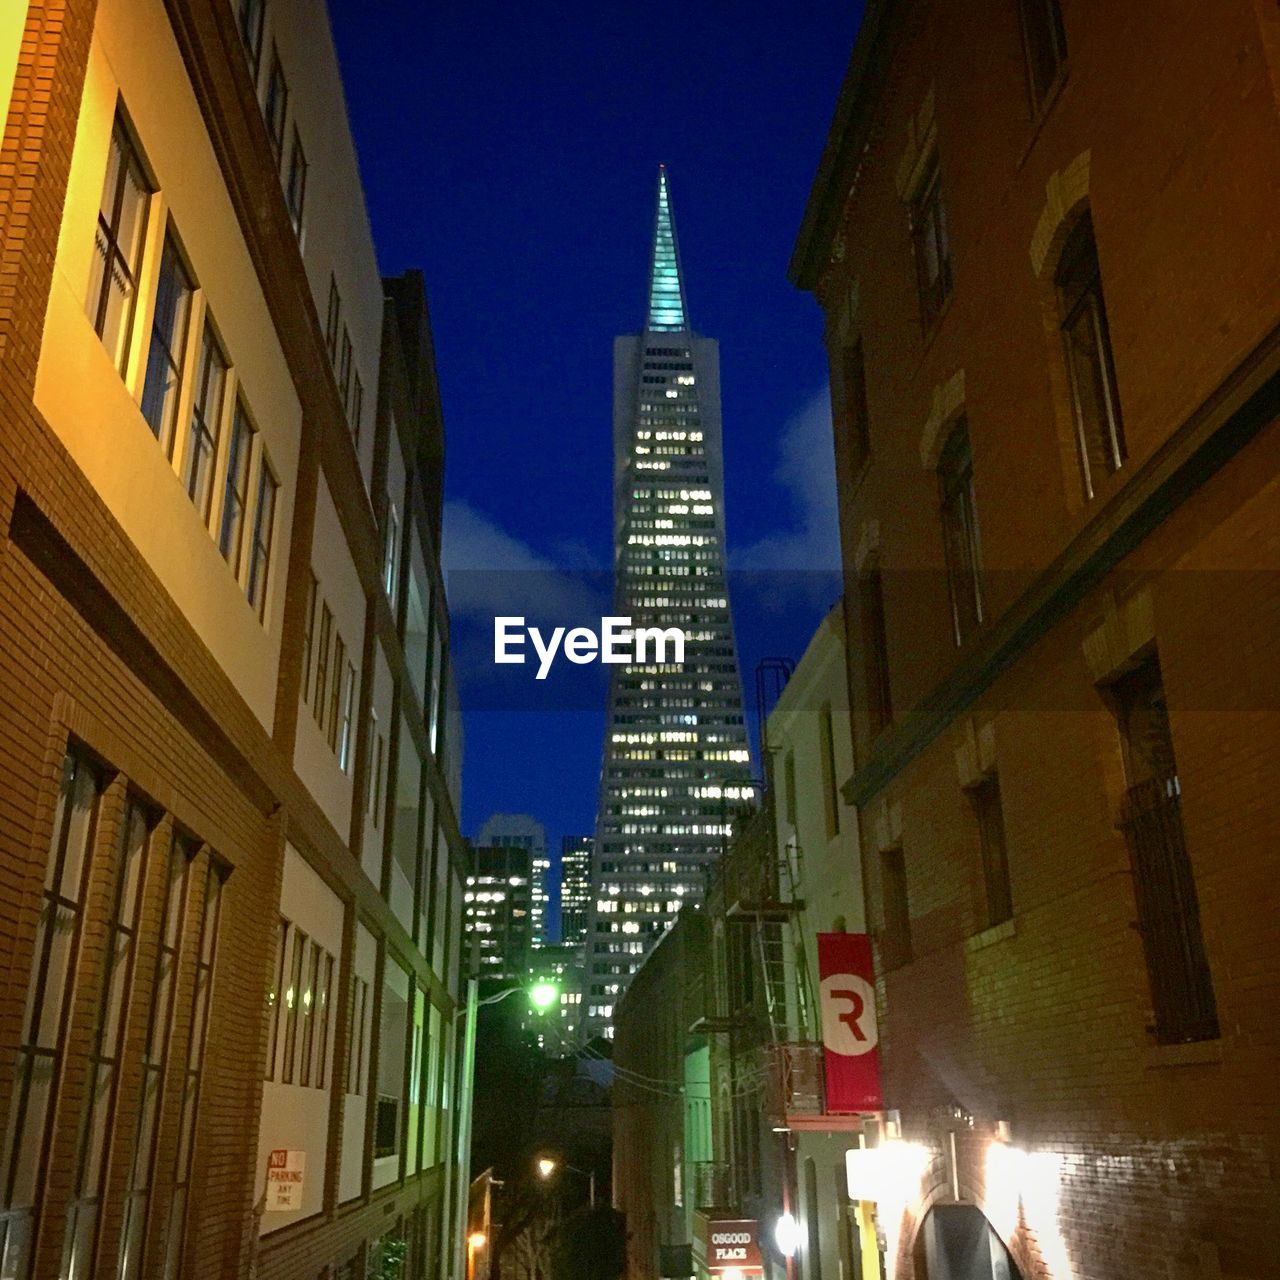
[731, 389, 841, 572]
[441, 499, 607, 623]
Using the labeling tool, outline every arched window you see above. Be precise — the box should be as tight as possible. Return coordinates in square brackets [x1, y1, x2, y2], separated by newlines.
[915, 1204, 1024, 1280]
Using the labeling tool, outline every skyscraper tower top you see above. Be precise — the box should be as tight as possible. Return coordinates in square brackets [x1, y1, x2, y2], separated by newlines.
[647, 166, 688, 332]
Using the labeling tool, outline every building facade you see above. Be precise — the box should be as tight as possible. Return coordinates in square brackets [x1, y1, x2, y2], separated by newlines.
[612, 907, 712, 1280]
[586, 168, 753, 1039]
[559, 834, 593, 948]
[791, 0, 1280, 1276]
[0, 1, 467, 1277]
[476, 813, 550, 947]
[465, 845, 534, 984]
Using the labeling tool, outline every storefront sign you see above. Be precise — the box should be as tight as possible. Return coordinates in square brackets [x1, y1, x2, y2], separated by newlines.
[817, 933, 882, 1112]
[704, 1219, 763, 1272]
[265, 1149, 305, 1212]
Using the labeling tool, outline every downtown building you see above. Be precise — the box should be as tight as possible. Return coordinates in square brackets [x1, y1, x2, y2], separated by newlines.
[782, 0, 1280, 1276]
[464, 844, 534, 984]
[0, 1, 468, 1278]
[476, 813, 551, 947]
[559, 834, 593, 948]
[584, 170, 753, 1039]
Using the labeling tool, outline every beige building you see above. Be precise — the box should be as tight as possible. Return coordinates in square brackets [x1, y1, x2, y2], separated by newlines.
[0, 1, 466, 1277]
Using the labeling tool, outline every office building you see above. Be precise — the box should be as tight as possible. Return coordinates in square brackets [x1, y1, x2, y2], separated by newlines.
[465, 844, 534, 983]
[584, 169, 753, 1038]
[559, 834, 593, 948]
[476, 813, 551, 946]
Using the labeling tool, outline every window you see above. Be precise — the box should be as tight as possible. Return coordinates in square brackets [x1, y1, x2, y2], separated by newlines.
[247, 458, 279, 620]
[937, 419, 984, 644]
[298, 941, 321, 1086]
[338, 661, 357, 773]
[264, 50, 288, 161]
[326, 277, 341, 362]
[1111, 657, 1218, 1044]
[88, 116, 151, 371]
[63, 796, 153, 1278]
[314, 602, 333, 727]
[783, 750, 797, 827]
[141, 233, 193, 451]
[383, 504, 401, 606]
[365, 710, 382, 818]
[910, 156, 952, 328]
[185, 326, 227, 521]
[375, 964, 410, 1162]
[0, 751, 100, 1279]
[338, 329, 353, 408]
[118, 834, 193, 1280]
[300, 573, 318, 705]
[285, 127, 306, 236]
[969, 775, 1012, 927]
[351, 373, 364, 444]
[346, 975, 369, 1096]
[220, 400, 255, 573]
[237, 0, 265, 79]
[880, 846, 911, 969]
[280, 927, 306, 1084]
[838, 336, 871, 475]
[1019, 0, 1067, 109]
[858, 563, 893, 739]
[819, 703, 841, 840]
[160, 860, 223, 1280]
[1056, 212, 1124, 499]
[328, 635, 347, 751]
[265, 917, 287, 1080]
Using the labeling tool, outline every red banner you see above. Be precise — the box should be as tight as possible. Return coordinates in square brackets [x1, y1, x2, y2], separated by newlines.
[817, 933, 882, 1112]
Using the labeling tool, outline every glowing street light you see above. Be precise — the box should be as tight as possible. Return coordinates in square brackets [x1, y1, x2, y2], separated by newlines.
[528, 981, 559, 1013]
[534, 1152, 596, 1206]
[468, 1231, 487, 1250]
[454, 968, 563, 1276]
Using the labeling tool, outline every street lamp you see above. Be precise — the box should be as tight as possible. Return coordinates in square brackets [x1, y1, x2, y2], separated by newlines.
[534, 1153, 597, 1207]
[452, 975, 561, 1279]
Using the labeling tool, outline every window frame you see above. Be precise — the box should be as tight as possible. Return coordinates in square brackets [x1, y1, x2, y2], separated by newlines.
[184, 323, 228, 523]
[1018, 0, 1068, 112]
[246, 456, 279, 621]
[88, 114, 153, 374]
[263, 48, 288, 162]
[140, 229, 195, 455]
[909, 155, 953, 330]
[219, 398, 256, 574]
[936, 418, 984, 645]
[1056, 211, 1125, 499]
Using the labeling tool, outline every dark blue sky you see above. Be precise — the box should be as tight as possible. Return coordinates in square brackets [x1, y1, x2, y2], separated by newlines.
[328, 1, 863, 911]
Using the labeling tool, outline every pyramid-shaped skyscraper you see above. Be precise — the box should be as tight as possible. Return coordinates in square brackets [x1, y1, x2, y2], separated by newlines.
[582, 169, 753, 1040]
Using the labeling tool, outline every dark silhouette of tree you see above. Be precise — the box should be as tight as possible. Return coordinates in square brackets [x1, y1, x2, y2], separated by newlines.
[548, 1206, 626, 1280]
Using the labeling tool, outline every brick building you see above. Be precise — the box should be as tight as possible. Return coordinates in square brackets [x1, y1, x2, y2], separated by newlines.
[0, 1, 466, 1277]
[790, 0, 1280, 1277]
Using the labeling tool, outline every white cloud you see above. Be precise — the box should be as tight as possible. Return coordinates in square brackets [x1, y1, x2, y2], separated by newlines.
[731, 389, 841, 572]
[441, 499, 604, 622]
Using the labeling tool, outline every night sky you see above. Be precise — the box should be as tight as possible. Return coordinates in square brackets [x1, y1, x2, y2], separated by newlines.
[328, 1, 864, 922]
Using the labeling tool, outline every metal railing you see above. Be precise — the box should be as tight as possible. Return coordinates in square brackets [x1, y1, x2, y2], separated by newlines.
[1119, 775, 1219, 1045]
[763, 1041, 825, 1119]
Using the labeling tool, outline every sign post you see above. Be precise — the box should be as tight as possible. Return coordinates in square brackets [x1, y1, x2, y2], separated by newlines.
[816, 933, 882, 1112]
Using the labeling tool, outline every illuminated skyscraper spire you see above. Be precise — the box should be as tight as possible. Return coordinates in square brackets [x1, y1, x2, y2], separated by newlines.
[646, 166, 688, 332]
[583, 169, 752, 1041]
